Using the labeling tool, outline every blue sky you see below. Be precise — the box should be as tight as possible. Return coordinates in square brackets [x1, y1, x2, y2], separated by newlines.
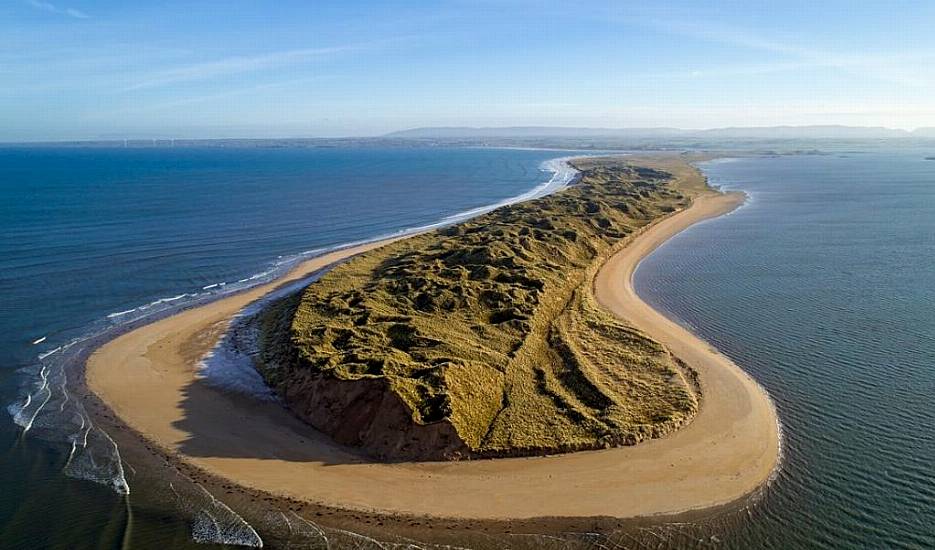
[2, 0, 934, 140]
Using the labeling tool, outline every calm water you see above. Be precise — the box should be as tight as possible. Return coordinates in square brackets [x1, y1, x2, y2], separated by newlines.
[0, 146, 575, 548]
[636, 150, 935, 548]
[2, 146, 933, 549]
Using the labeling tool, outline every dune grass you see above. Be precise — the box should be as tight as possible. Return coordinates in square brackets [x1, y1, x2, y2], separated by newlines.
[257, 157, 703, 458]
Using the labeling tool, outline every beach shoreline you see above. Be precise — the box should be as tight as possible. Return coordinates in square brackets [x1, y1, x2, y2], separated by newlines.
[82, 156, 779, 529]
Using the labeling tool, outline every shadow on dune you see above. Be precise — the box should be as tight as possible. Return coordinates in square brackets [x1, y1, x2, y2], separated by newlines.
[171, 377, 373, 466]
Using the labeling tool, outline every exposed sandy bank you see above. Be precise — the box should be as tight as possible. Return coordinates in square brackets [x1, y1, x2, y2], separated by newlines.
[86, 170, 779, 521]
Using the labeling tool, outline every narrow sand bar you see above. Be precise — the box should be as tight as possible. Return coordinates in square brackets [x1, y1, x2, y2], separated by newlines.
[86, 176, 779, 521]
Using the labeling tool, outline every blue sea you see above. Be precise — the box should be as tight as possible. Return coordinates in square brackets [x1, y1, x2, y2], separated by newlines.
[636, 150, 935, 548]
[0, 146, 577, 548]
[2, 145, 934, 548]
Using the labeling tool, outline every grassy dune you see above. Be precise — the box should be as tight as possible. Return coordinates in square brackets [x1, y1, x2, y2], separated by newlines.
[257, 158, 703, 460]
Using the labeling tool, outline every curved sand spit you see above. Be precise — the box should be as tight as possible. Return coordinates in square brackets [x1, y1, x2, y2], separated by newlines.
[86, 189, 779, 521]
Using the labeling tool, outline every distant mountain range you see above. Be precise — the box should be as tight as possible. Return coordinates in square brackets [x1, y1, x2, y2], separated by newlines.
[386, 125, 935, 139]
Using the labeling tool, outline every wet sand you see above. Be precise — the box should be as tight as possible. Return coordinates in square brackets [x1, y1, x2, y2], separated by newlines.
[86, 183, 779, 521]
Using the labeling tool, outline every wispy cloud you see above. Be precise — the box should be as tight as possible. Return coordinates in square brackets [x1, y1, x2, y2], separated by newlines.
[641, 17, 934, 88]
[26, 0, 90, 19]
[122, 46, 356, 91]
[117, 76, 338, 114]
[638, 61, 812, 81]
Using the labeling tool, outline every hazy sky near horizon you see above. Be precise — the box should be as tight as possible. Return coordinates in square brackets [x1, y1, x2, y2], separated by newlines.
[3, 0, 935, 140]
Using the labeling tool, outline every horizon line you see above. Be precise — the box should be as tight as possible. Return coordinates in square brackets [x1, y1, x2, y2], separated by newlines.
[3, 123, 935, 145]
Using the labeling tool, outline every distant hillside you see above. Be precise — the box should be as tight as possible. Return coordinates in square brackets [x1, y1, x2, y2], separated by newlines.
[699, 125, 910, 139]
[386, 125, 920, 140]
[385, 126, 686, 139]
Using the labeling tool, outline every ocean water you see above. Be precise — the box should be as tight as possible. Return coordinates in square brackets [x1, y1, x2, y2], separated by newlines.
[3, 145, 934, 549]
[635, 150, 935, 548]
[0, 145, 578, 548]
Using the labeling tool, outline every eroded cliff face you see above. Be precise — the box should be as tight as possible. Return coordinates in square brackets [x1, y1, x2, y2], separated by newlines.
[281, 372, 471, 461]
[256, 159, 700, 461]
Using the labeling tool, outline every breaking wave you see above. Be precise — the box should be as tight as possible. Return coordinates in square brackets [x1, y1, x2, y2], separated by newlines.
[7, 338, 130, 495]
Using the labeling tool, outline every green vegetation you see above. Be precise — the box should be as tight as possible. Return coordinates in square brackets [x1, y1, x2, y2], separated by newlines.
[257, 158, 701, 460]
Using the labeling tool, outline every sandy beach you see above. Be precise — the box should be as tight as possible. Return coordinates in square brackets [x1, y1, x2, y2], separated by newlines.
[85, 169, 779, 521]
